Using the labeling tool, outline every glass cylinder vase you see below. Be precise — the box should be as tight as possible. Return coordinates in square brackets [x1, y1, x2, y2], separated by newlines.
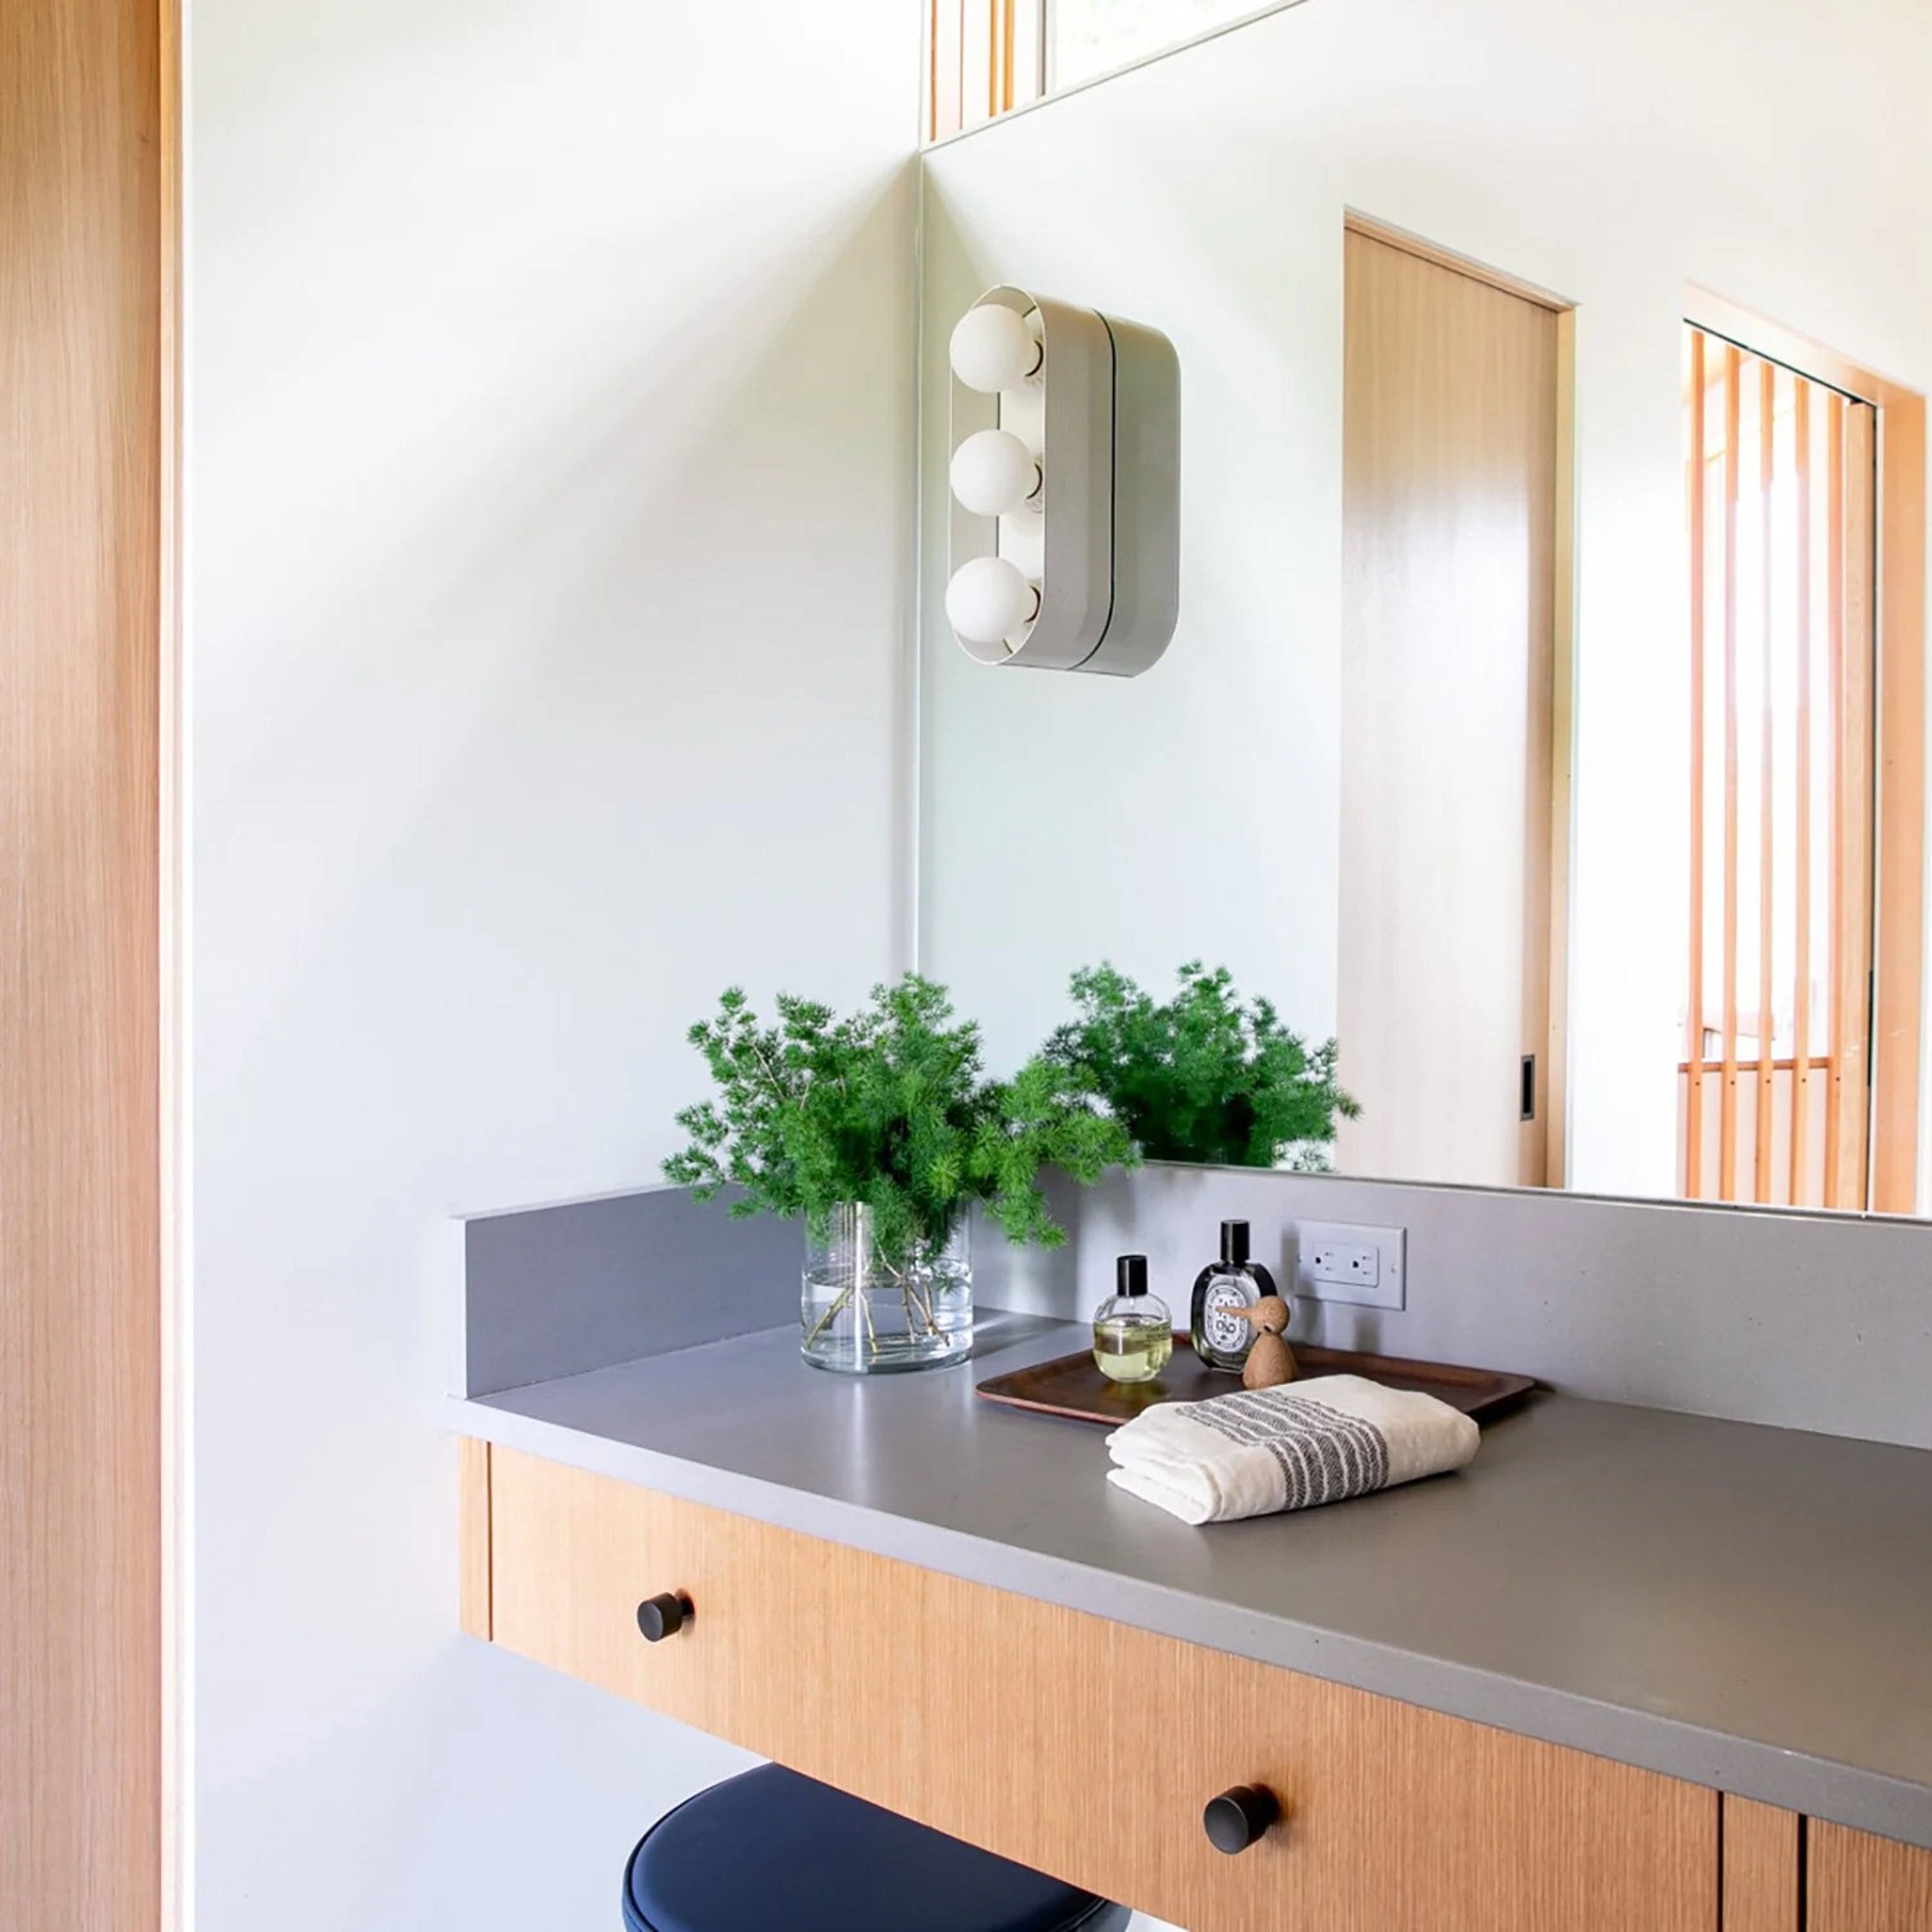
[800, 1205, 973, 1374]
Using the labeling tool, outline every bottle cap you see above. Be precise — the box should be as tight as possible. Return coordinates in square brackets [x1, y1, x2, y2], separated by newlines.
[1116, 1254, 1149, 1299]
[1221, 1219, 1251, 1265]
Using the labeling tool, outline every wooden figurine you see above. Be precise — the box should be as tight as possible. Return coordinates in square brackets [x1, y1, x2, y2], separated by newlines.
[1239, 1297, 1297, 1390]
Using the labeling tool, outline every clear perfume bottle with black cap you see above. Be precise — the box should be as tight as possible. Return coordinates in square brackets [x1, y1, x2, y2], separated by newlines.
[1190, 1219, 1280, 1373]
[1092, 1254, 1173, 1384]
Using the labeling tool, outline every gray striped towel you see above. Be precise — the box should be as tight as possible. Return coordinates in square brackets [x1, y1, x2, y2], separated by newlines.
[1104, 1375, 1479, 1524]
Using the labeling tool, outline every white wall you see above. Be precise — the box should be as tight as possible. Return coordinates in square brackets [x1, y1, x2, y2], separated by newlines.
[920, 132, 1341, 1076]
[919, 0, 1932, 1202]
[188, 2, 918, 1923]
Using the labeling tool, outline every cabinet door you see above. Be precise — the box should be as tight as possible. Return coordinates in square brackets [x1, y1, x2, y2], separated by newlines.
[483, 1445, 1717, 1932]
[1810, 1821, 1932, 1932]
[1720, 1798, 1799, 1932]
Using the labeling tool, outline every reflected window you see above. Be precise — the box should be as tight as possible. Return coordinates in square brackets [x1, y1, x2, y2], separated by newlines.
[1679, 325, 1878, 1209]
[928, 0, 1275, 140]
[1048, 0, 1262, 91]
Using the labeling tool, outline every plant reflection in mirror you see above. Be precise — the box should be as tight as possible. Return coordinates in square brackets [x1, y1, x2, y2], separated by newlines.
[1044, 962, 1359, 1169]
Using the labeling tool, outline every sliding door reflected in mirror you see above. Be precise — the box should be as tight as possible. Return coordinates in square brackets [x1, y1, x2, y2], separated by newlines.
[1336, 227, 1566, 1193]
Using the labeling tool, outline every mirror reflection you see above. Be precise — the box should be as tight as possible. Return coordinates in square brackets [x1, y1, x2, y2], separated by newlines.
[916, 0, 1932, 1215]
[929, 0, 1283, 139]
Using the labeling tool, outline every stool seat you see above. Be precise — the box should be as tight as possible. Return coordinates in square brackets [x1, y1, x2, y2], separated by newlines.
[623, 1764, 1129, 1932]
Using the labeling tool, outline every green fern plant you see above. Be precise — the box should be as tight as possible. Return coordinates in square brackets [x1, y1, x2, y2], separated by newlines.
[1043, 962, 1359, 1169]
[663, 973, 1136, 1269]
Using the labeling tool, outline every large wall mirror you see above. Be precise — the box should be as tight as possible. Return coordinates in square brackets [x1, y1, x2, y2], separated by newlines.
[915, 0, 1932, 1217]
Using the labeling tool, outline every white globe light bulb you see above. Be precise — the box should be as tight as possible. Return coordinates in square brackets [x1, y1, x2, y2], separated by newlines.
[948, 304, 1043, 393]
[949, 429, 1040, 518]
[945, 556, 1039, 647]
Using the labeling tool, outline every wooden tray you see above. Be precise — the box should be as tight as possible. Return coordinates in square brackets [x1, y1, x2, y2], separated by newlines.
[976, 1340, 1535, 1427]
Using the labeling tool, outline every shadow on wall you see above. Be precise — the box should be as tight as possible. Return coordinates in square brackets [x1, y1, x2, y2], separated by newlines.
[189, 39, 924, 1928]
[198, 163, 920, 1171]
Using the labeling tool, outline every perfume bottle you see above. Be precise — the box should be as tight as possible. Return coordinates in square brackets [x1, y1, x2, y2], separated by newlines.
[1092, 1254, 1174, 1384]
[1190, 1219, 1281, 1373]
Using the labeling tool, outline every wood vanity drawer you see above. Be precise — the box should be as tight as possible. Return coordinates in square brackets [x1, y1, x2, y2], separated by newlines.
[481, 1445, 1714, 1932]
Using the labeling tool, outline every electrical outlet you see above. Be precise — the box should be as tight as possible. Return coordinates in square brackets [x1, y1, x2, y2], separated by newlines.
[1308, 1239, 1378, 1288]
[1294, 1222, 1406, 1312]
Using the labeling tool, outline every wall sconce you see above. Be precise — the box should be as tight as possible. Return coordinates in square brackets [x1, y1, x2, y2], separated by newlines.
[944, 286, 1179, 677]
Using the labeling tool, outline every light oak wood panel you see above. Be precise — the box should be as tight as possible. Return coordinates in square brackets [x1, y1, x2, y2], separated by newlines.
[1721, 344, 1744, 1198]
[1790, 380, 1815, 1205]
[1543, 308, 1578, 1187]
[1680, 1063, 1832, 1208]
[1755, 361, 1778, 1202]
[1720, 1796, 1798, 1932]
[1338, 225, 1564, 1190]
[458, 1438, 493, 1641]
[1810, 1820, 1932, 1932]
[158, 0, 184, 1916]
[1832, 402, 1877, 1210]
[1871, 394, 1926, 1213]
[2, 0, 171, 1925]
[1686, 327, 1710, 1198]
[488, 1448, 1714, 1932]
[1343, 212, 1572, 313]
[1822, 395, 1852, 1201]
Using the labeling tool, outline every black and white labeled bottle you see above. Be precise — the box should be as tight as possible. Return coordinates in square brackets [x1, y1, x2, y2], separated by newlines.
[1190, 1220, 1282, 1373]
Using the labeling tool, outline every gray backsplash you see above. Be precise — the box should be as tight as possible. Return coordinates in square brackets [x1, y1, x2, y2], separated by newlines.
[456, 1166, 1932, 1451]
[1047, 1165, 1932, 1450]
[456, 1183, 797, 1395]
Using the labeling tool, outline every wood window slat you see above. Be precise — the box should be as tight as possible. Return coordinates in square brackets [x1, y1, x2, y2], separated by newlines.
[1824, 394, 1847, 1204]
[930, 0, 965, 140]
[1682, 328, 1884, 1209]
[933, 0, 1046, 137]
[1719, 345, 1743, 1199]
[1755, 359, 1777, 1201]
[1789, 380, 1814, 1203]
[1835, 401, 1878, 1210]
[1685, 330, 1708, 1196]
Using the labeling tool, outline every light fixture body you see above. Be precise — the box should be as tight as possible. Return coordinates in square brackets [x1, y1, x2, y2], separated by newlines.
[946, 286, 1179, 676]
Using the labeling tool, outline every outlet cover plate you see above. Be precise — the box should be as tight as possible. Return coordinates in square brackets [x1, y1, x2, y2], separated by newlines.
[1295, 1222, 1407, 1312]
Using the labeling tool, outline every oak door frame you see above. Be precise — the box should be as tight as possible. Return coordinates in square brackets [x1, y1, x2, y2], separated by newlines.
[1688, 288, 1928, 1214]
[1, 0, 181, 1926]
[160, 0, 185, 1917]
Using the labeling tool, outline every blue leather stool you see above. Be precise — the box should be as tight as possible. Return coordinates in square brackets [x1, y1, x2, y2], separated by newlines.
[622, 1763, 1131, 1932]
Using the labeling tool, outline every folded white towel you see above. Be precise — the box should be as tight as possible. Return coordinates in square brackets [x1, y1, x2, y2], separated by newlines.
[1105, 1374, 1480, 1525]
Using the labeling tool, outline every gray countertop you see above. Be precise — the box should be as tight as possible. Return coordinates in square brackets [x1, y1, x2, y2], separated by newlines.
[448, 1313, 1932, 1850]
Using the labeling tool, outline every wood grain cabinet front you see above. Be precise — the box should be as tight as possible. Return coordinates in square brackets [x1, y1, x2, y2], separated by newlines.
[1810, 1820, 1932, 1932]
[1717, 1801, 1932, 1932]
[479, 1445, 1714, 1931]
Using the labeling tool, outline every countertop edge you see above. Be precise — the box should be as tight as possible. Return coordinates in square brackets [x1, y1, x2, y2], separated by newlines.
[445, 1393, 1932, 1853]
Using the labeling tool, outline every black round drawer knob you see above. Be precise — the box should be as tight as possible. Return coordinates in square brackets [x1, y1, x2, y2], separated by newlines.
[1202, 1784, 1280, 1854]
[635, 1591, 693, 1642]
